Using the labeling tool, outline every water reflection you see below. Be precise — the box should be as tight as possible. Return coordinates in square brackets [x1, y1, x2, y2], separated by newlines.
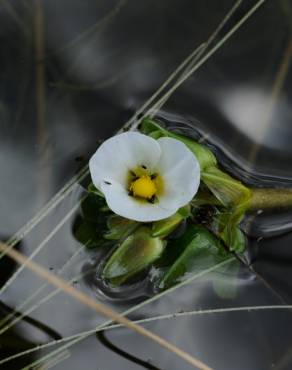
[1, 0, 292, 369]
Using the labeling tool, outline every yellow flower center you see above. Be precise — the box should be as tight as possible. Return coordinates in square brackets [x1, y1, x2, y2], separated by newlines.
[131, 176, 157, 199]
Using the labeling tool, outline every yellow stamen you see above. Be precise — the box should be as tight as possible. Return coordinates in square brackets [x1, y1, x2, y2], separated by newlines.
[131, 176, 157, 199]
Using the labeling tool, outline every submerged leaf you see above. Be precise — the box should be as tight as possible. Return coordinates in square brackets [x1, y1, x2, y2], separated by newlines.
[102, 227, 165, 286]
[159, 224, 228, 290]
[140, 118, 217, 171]
[104, 215, 139, 240]
[212, 258, 241, 299]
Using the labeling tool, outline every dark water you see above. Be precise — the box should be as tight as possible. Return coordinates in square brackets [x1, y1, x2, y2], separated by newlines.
[1, 1, 292, 369]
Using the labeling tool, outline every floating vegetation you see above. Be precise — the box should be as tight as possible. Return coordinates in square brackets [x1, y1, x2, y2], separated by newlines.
[74, 118, 292, 298]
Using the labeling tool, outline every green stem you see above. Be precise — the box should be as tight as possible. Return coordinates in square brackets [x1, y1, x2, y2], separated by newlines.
[249, 188, 292, 210]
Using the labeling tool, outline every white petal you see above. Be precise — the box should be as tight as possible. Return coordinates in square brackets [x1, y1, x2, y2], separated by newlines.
[101, 180, 176, 222]
[89, 132, 161, 191]
[156, 137, 200, 209]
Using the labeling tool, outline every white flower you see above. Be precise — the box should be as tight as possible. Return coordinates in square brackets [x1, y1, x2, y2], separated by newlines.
[89, 132, 200, 222]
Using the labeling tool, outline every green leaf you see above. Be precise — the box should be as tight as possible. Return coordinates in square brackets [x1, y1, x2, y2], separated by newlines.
[73, 217, 105, 249]
[212, 206, 247, 253]
[191, 188, 222, 208]
[201, 166, 251, 208]
[159, 224, 228, 290]
[148, 130, 164, 140]
[104, 215, 139, 240]
[212, 258, 241, 299]
[140, 118, 217, 171]
[152, 206, 189, 238]
[102, 227, 165, 286]
[155, 223, 200, 269]
[221, 222, 246, 253]
[88, 183, 105, 197]
[81, 193, 108, 223]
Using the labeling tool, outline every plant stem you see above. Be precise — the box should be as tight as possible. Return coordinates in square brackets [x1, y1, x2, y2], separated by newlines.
[249, 188, 292, 210]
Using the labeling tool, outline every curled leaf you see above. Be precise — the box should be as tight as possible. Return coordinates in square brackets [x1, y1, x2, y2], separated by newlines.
[212, 207, 247, 253]
[102, 227, 165, 286]
[201, 166, 251, 208]
[104, 215, 139, 240]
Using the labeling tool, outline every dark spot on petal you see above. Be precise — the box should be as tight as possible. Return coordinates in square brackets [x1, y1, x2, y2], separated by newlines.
[128, 190, 134, 197]
[104, 181, 112, 185]
[150, 173, 157, 180]
[147, 195, 157, 204]
[141, 165, 147, 169]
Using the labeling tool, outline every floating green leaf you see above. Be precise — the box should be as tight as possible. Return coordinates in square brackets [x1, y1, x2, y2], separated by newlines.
[104, 215, 139, 240]
[159, 224, 228, 290]
[102, 227, 165, 286]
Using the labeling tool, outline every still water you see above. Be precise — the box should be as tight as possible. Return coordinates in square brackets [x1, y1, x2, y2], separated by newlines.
[1, 1, 292, 369]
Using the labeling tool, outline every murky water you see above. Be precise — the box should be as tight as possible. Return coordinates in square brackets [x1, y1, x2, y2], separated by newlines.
[1, 1, 292, 369]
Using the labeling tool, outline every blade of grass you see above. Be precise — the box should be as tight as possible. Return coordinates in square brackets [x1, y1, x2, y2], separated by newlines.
[3, 297, 292, 367]
[1, 257, 234, 369]
[123, 0, 243, 130]
[0, 198, 85, 297]
[0, 165, 89, 260]
[144, 0, 268, 121]
[0, 242, 214, 370]
[0, 243, 86, 329]
[0, 264, 95, 336]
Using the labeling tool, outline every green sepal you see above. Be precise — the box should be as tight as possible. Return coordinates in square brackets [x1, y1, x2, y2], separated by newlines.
[159, 224, 228, 290]
[140, 118, 217, 171]
[104, 215, 139, 240]
[102, 226, 165, 286]
[177, 205, 191, 218]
